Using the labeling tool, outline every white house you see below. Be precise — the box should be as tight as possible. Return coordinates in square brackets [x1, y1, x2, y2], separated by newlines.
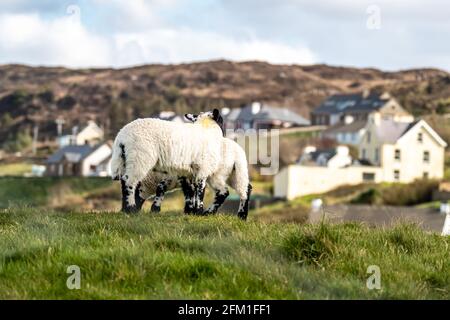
[275, 114, 447, 199]
[311, 91, 414, 126]
[298, 145, 352, 168]
[224, 102, 310, 130]
[46, 142, 112, 177]
[359, 113, 447, 182]
[58, 121, 104, 148]
[322, 117, 368, 146]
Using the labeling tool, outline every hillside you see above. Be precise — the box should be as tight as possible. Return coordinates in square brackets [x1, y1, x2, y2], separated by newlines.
[0, 208, 448, 299]
[0, 60, 450, 148]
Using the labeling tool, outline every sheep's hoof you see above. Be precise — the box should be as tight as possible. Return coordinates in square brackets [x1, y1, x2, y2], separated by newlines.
[184, 205, 194, 215]
[237, 211, 248, 220]
[193, 207, 205, 216]
[150, 204, 161, 213]
[123, 206, 139, 215]
[203, 209, 217, 215]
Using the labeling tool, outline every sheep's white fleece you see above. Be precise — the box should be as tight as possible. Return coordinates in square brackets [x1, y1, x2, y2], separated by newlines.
[111, 117, 223, 190]
[140, 137, 250, 201]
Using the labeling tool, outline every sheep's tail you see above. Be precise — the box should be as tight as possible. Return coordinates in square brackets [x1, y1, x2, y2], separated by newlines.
[110, 139, 126, 180]
[232, 151, 251, 200]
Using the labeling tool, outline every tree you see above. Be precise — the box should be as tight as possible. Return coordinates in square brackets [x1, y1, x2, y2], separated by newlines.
[3, 131, 33, 153]
[0, 113, 13, 127]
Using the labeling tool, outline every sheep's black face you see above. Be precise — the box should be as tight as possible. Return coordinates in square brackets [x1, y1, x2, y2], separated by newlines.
[185, 109, 225, 136]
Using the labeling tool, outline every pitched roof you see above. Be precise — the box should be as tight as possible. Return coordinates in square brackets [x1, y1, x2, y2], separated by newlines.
[300, 148, 337, 164]
[227, 103, 310, 126]
[46, 144, 94, 164]
[323, 120, 367, 135]
[313, 92, 389, 115]
[375, 119, 417, 143]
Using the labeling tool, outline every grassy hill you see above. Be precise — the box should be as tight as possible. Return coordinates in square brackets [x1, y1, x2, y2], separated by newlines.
[1, 61, 450, 150]
[0, 208, 448, 299]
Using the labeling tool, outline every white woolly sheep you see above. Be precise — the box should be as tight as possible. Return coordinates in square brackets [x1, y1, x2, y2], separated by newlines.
[111, 109, 224, 214]
[136, 136, 252, 219]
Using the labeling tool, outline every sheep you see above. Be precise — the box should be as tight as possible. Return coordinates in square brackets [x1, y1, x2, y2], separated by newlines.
[135, 136, 253, 219]
[111, 109, 224, 215]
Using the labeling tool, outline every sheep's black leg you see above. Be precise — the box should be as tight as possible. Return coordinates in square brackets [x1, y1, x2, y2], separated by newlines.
[151, 180, 168, 213]
[134, 181, 145, 211]
[121, 177, 138, 214]
[120, 178, 128, 212]
[194, 179, 206, 215]
[237, 184, 252, 220]
[180, 177, 195, 214]
[204, 188, 229, 215]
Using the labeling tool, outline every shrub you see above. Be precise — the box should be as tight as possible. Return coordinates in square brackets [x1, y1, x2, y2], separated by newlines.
[281, 223, 338, 266]
[351, 188, 382, 205]
[351, 179, 439, 206]
[381, 179, 439, 206]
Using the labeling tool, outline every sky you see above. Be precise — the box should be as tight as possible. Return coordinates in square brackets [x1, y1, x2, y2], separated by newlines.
[0, 0, 449, 71]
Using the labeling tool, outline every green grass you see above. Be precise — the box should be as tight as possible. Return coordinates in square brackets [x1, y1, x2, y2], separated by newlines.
[0, 177, 114, 208]
[0, 163, 32, 176]
[0, 208, 448, 299]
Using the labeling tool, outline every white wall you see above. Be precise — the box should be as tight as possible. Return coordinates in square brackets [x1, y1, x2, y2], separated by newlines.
[81, 144, 112, 176]
[274, 165, 383, 200]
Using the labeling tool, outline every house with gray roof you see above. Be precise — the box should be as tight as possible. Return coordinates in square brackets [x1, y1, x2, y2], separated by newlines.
[322, 119, 367, 146]
[46, 142, 112, 177]
[359, 113, 446, 182]
[223, 102, 310, 130]
[311, 91, 413, 126]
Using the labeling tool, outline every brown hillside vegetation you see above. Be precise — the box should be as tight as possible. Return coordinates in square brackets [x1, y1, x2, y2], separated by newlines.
[0, 60, 449, 146]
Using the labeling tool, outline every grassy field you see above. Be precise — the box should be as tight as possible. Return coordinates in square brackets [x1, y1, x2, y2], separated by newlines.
[0, 177, 114, 209]
[0, 163, 32, 176]
[0, 208, 449, 299]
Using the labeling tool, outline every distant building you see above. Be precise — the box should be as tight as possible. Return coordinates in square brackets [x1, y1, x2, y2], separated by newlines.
[311, 91, 413, 126]
[57, 121, 104, 148]
[151, 111, 186, 123]
[322, 118, 367, 146]
[45, 142, 112, 177]
[275, 114, 447, 199]
[224, 102, 310, 130]
[298, 145, 352, 168]
[359, 113, 447, 182]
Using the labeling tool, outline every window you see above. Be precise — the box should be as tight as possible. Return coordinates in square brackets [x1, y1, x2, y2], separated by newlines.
[345, 133, 351, 142]
[423, 151, 430, 163]
[375, 148, 379, 163]
[362, 148, 367, 159]
[423, 172, 429, 179]
[394, 170, 400, 181]
[367, 131, 371, 143]
[394, 149, 401, 161]
[418, 132, 423, 143]
[363, 172, 375, 182]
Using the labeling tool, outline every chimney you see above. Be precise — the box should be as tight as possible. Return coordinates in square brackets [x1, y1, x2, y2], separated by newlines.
[251, 102, 261, 114]
[362, 89, 370, 98]
[380, 92, 391, 99]
[221, 107, 230, 116]
[369, 112, 381, 125]
[336, 145, 349, 156]
[344, 115, 354, 124]
[303, 145, 317, 154]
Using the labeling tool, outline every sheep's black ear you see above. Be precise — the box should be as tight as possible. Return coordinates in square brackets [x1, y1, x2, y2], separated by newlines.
[185, 113, 198, 122]
[212, 108, 225, 136]
[212, 108, 220, 120]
